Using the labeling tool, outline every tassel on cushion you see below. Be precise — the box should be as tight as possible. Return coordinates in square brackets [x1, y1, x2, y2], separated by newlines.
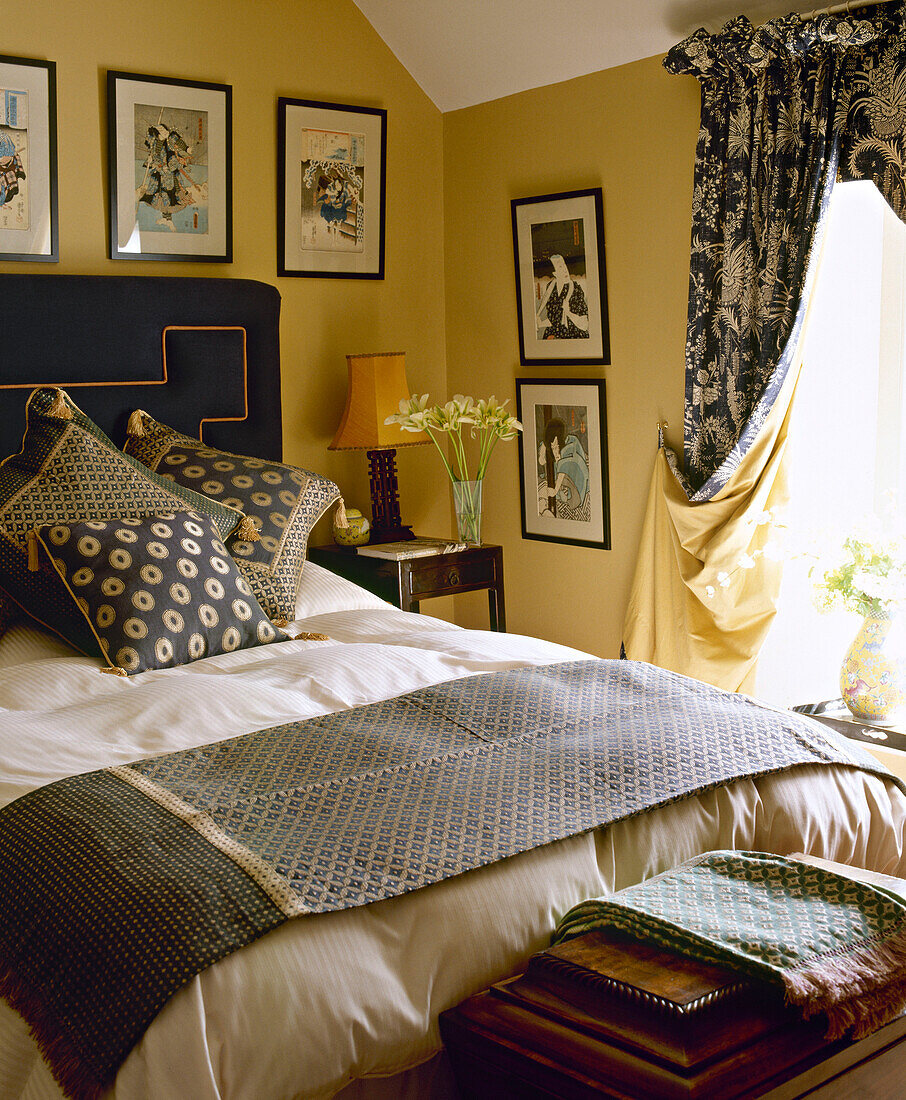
[127, 410, 148, 438]
[279, 624, 332, 642]
[100, 666, 129, 677]
[334, 498, 349, 528]
[46, 389, 72, 421]
[27, 530, 40, 572]
[276, 620, 329, 641]
[236, 515, 261, 542]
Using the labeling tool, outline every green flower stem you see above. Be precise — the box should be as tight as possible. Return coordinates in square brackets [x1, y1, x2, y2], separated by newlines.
[451, 430, 470, 482]
[477, 431, 499, 480]
[424, 427, 457, 483]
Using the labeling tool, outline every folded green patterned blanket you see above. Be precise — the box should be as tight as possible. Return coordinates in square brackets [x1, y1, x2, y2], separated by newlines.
[553, 851, 906, 1040]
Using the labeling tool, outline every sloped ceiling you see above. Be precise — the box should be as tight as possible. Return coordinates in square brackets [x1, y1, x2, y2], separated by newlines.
[352, 0, 853, 111]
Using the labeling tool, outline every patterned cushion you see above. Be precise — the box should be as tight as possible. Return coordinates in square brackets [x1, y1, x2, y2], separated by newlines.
[34, 510, 287, 675]
[0, 388, 248, 656]
[125, 412, 341, 623]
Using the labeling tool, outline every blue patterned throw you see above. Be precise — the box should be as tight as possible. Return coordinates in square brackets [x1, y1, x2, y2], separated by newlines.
[0, 659, 900, 1099]
[554, 851, 906, 1040]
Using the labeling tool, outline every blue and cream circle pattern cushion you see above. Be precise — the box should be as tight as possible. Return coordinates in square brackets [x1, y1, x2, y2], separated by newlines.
[125, 413, 340, 624]
[34, 511, 287, 675]
[0, 388, 248, 658]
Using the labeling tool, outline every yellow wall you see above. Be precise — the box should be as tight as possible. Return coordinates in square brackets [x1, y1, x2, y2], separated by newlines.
[442, 58, 700, 654]
[3, 3, 701, 649]
[1, 0, 450, 542]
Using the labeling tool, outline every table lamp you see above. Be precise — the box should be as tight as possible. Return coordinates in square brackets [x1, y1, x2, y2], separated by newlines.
[329, 352, 428, 543]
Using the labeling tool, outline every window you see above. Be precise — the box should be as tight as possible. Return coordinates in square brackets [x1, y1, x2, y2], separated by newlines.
[756, 181, 906, 707]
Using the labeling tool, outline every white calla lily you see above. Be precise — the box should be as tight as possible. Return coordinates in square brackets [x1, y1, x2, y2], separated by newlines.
[383, 390, 522, 497]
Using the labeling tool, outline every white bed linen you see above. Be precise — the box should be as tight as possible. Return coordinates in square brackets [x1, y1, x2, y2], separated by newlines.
[1, 593, 905, 1099]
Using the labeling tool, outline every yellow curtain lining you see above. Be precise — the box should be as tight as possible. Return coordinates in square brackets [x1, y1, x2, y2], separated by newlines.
[622, 361, 802, 694]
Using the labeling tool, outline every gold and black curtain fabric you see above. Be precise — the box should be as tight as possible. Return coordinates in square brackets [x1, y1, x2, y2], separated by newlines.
[622, 4, 906, 691]
[663, 6, 895, 500]
[841, 9, 906, 218]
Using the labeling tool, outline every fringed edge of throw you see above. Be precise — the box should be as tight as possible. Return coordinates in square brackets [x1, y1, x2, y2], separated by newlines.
[783, 920, 906, 1039]
[0, 961, 105, 1100]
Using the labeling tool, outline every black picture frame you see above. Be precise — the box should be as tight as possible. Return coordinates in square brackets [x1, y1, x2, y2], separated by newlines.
[0, 54, 58, 262]
[511, 188, 610, 365]
[516, 377, 610, 550]
[107, 70, 232, 262]
[278, 97, 386, 279]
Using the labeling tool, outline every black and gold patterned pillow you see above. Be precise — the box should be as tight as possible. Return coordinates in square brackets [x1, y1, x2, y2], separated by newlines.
[34, 510, 287, 675]
[125, 411, 341, 623]
[0, 389, 251, 656]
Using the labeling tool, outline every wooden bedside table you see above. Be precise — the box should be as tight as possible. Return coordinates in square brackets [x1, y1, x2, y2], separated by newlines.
[793, 707, 906, 753]
[307, 543, 506, 631]
[793, 705, 906, 785]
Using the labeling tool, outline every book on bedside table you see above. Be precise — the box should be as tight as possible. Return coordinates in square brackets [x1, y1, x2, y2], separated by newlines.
[356, 538, 467, 560]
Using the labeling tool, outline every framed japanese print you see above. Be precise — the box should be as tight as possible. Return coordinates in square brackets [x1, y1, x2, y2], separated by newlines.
[516, 378, 610, 550]
[278, 97, 386, 279]
[107, 71, 232, 262]
[511, 188, 609, 365]
[0, 55, 57, 262]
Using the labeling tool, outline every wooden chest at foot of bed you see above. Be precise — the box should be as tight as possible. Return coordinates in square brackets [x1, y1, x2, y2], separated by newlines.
[439, 929, 906, 1099]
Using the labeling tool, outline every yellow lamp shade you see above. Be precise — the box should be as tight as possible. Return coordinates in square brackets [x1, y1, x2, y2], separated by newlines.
[329, 352, 427, 451]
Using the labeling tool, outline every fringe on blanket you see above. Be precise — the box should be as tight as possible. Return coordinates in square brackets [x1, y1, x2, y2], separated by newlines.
[784, 921, 906, 1039]
[0, 959, 106, 1100]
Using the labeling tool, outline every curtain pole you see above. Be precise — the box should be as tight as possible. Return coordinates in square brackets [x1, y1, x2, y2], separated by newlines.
[804, 0, 888, 18]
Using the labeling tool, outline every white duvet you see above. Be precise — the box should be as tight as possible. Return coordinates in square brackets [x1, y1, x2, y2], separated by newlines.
[1, 564, 905, 1100]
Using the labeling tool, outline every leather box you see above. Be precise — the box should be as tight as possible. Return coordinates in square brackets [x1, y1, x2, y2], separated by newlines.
[439, 929, 906, 1098]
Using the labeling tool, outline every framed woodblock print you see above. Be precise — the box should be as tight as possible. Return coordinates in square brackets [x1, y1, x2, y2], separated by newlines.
[107, 71, 232, 262]
[0, 55, 57, 262]
[516, 378, 610, 550]
[278, 97, 386, 279]
[511, 189, 609, 365]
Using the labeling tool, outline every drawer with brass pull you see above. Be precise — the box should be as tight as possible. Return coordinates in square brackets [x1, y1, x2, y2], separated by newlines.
[308, 542, 506, 631]
[408, 555, 494, 596]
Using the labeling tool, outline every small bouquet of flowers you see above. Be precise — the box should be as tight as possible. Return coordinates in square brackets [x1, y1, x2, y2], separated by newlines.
[811, 530, 906, 618]
[385, 394, 522, 543]
[705, 510, 906, 616]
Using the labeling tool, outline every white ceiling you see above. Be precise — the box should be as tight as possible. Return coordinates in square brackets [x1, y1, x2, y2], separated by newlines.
[352, 0, 848, 112]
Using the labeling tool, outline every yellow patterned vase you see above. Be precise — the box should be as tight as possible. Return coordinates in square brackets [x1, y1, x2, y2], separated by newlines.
[333, 508, 370, 546]
[839, 609, 906, 724]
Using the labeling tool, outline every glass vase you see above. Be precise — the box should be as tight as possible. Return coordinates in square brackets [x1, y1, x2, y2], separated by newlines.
[840, 608, 906, 724]
[452, 479, 482, 545]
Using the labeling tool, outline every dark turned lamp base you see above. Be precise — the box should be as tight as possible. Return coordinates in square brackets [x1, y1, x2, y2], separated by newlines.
[367, 447, 415, 544]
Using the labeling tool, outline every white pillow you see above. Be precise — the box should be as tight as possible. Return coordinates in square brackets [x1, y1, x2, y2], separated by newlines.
[0, 619, 79, 670]
[294, 560, 391, 621]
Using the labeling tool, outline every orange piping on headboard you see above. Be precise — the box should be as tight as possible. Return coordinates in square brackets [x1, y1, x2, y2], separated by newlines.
[161, 326, 249, 442]
[0, 325, 249, 442]
[0, 373, 170, 389]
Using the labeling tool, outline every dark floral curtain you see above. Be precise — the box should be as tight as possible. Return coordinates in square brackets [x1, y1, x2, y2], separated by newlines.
[841, 12, 906, 214]
[664, 6, 897, 501]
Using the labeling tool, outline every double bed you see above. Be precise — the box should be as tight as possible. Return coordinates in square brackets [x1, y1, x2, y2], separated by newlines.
[0, 275, 904, 1100]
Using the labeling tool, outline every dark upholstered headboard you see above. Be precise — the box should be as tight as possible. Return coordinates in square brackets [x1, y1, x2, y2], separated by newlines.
[0, 275, 282, 460]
